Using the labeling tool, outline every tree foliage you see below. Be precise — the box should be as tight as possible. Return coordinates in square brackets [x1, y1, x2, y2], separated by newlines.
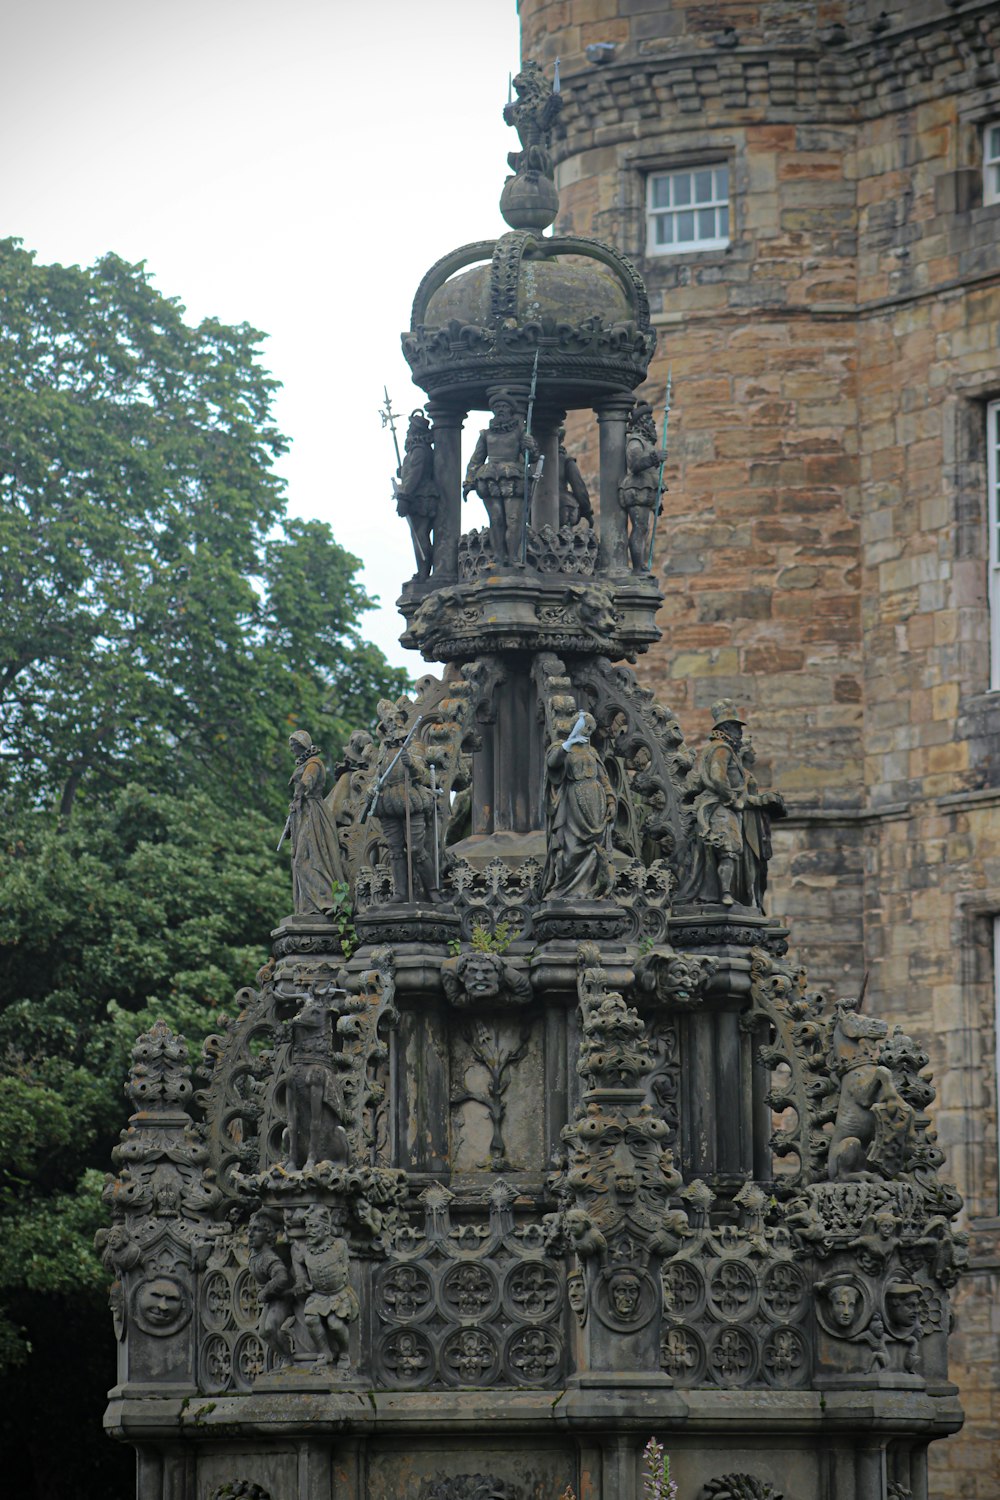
[0, 237, 406, 819]
[0, 241, 408, 1496]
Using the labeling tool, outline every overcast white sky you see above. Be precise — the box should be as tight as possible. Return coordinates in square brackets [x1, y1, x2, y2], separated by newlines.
[2, 0, 523, 670]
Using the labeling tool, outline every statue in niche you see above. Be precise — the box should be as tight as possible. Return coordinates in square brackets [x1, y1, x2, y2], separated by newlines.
[282, 988, 351, 1170]
[247, 1211, 293, 1366]
[618, 399, 666, 573]
[463, 391, 539, 568]
[393, 409, 440, 581]
[684, 702, 784, 910]
[826, 993, 915, 1181]
[369, 700, 441, 903]
[290, 1204, 359, 1369]
[284, 732, 345, 916]
[541, 712, 616, 901]
[557, 427, 593, 529]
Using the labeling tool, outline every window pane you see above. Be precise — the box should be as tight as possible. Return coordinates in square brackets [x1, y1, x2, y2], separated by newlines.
[714, 165, 729, 199]
[655, 214, 673, 244]
[650, 176, 670, 209]
[676, 210, 695, 241]
[694, 170, 713, 202]
[716, 206, 728, 237]
[991, 163, 1000, 200]
[989, 125, 1000, 160]
[673, 173, 692, 206]
[699, 207, 716, 238]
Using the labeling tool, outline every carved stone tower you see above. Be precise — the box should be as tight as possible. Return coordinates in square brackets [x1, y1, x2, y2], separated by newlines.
[101, 62, 967, 1500]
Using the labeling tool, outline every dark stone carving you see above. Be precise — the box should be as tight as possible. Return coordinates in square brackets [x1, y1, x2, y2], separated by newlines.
[451, 1020, 533, 1171]
[619, 399, 666, 573]
[500, 60, 562, 232]
[557, 428, 593, 529]
[394, 409, 440, 580]
[285, 732, 344, 916]
[440, 950, 532, 1009]
[288, 1203, 360, 1369]
[131, 1276, 192, 1337]
[423, 1477, 519, 1500]
[247, 1210, 293, 1366]
[827, 995, 915, 1182]
[462, 392, 539, 568]
[281, 983, 352, 1171]
[208, 1484, 272, 1500]
[541, 713, 616, 900]
[701, 1478, 784, 1500]
[368, 698, 442, 904]
[678, 703, 784, 910]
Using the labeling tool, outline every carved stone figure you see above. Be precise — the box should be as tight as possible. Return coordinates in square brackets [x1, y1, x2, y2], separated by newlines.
[463, 392, 539, 568]
[683, 702, 784, 909]
[370, 701, 441, 904]
[290, 1204, 359, 1369]
[618, 400, 666, 573]
[282, 989, 351, 1170]
[500, 60, 562, 231]
[440, 950, 532, 1009]
[247, 1211, 293, 1366]
[557, 428, 593, 528]
[541, 712, 616, 901]
[394, 410, 440, 580]
[285, 732, 345, 916]
[827, 996, 915, 1181]
[133, 1275, 189, 1335]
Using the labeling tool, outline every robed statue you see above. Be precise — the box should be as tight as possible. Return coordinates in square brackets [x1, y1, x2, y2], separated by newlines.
[542, 711, 616, 901]
[284, 732, 345, 917]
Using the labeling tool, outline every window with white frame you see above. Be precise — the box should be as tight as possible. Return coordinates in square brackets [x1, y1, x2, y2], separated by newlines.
[984, 122, 1000, 206]
[989, 399, 1000, 690]
[646, 164, 729, 255]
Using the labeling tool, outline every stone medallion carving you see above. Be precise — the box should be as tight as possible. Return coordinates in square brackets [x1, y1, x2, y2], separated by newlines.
[594, 1266, 659, 1332]
[377, 1327, 435, 1388]
[131, 1275, 192, 1337]
[441, 1326, 500, 1385]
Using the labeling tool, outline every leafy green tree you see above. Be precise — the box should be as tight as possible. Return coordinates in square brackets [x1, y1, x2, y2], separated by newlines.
[0, 242, 409, 1496]
[0, 237, 406, 819]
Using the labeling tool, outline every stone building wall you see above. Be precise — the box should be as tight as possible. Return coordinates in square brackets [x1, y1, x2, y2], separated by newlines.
[517, 0, 1000, 1492]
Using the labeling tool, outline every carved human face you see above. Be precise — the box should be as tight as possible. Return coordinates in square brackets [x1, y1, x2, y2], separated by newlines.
[249, 1219, 272, 1251]
[829, 1285, 860, 1328]
[567, 1272, 586, 1315]
[610, 1273, 641, 1319]
[462, 953, 502, 998]
[137, 1277, 185, 1330]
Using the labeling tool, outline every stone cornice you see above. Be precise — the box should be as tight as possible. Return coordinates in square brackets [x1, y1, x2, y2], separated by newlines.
[555, 5, 1000, 153]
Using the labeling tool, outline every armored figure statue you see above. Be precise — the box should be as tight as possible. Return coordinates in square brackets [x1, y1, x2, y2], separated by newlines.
[247, 1211, 293, 1365]
[463, 391, 539, 567]
[393, 409, 440, 581]
[542, 712, 616, 901]
[369, 700, 441, 904]
[282, 989, 351, 1170]
[827, 994, 915, 1181]
[683, 702, 784, 909]
[290, 1204, 359, 1369]
[618, 400, 666, 573]
[283, 732, 345, 916]
[557, 428, 593, 529]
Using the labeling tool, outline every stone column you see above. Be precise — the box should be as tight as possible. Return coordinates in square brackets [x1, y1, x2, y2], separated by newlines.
[532, 405, 566, 533]
[425, 399, 466, 579]
[593, 391, 635, 572]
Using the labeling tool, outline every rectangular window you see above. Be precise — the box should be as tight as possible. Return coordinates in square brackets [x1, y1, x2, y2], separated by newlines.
[985, 122, 1000, 207]
[646, 165, 729, 255]
[989, 400, 1000, 690]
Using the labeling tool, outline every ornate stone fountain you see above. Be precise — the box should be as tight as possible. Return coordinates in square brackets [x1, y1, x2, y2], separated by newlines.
[100, 62, 965, 1500]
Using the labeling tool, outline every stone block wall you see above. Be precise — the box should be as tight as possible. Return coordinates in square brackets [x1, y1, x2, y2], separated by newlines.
[518, 0, 1000, 1491]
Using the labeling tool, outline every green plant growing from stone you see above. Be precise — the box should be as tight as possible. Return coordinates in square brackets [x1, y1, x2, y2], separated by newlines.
[471, 920, 513, 954]
[327, 880, 358, 957]
[641, 1437, 678, 1500]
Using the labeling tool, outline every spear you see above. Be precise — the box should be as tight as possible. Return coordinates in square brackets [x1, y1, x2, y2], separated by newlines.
[646, 368, 672, 572]
[520, 346, 541, 565]
[380, 387, 426, 566]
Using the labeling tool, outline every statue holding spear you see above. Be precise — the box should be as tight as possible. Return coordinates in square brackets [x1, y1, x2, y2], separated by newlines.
[381, 389, 439, 581]
[618, 382, 671, 574]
